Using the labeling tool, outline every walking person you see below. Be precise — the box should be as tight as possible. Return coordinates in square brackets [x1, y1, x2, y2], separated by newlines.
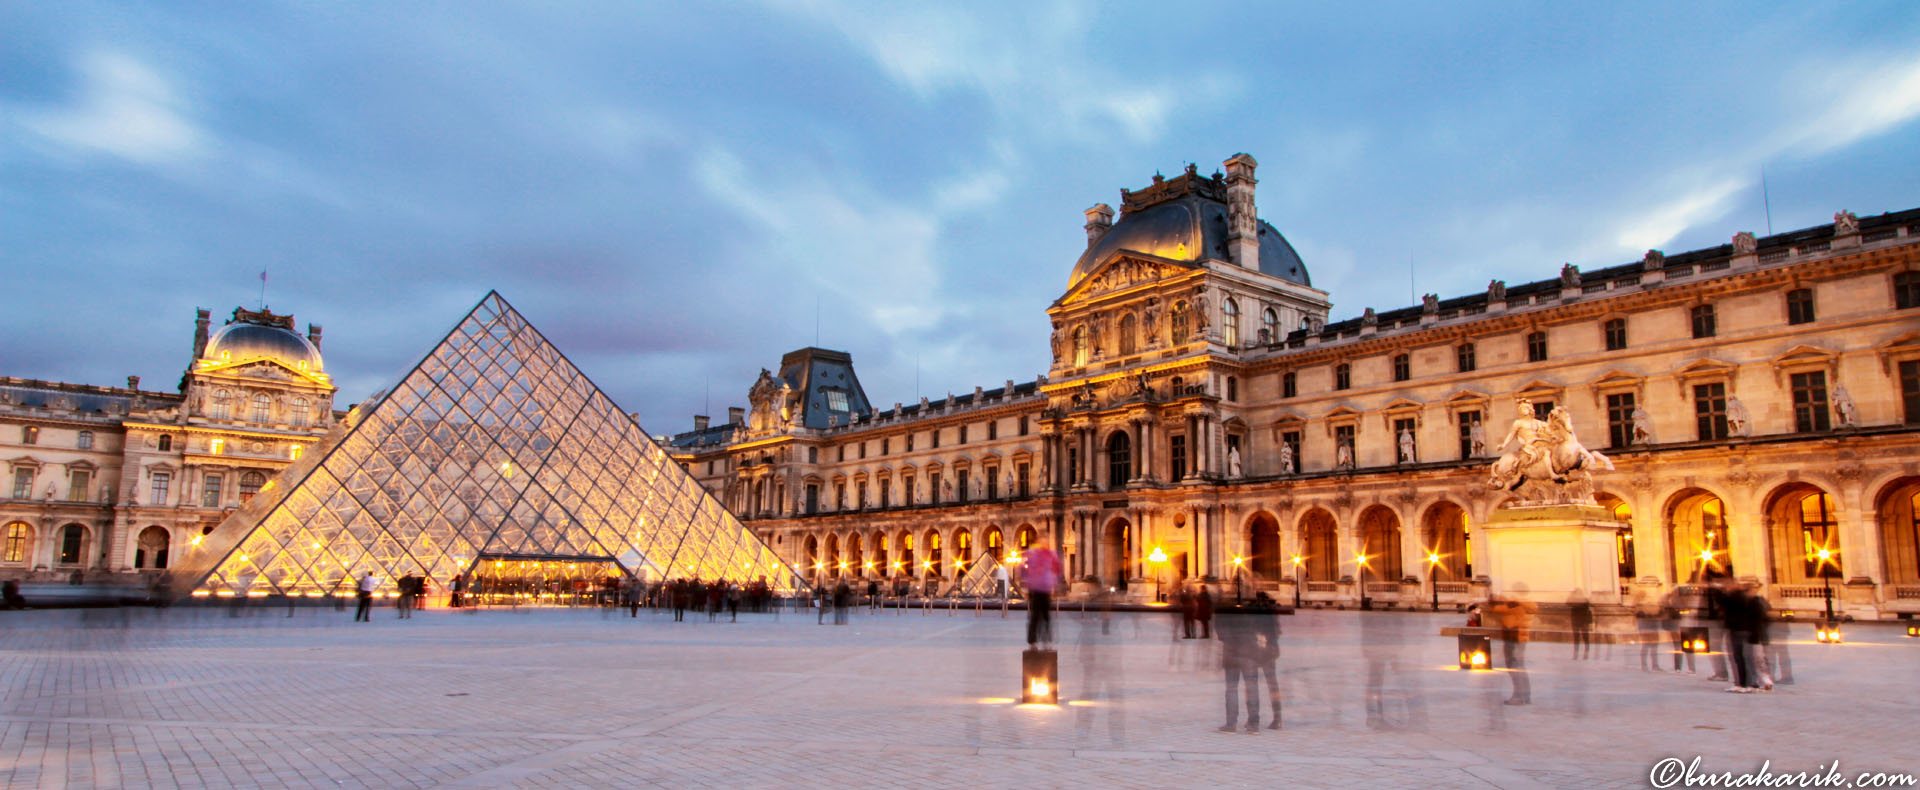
[1720, 581, 1759, 692]
[1250, 592, 1283, 729]
[1568, 592, 1593, 660]
[1022, 537, 1062, 648]
[1489, 590, 1535, 705]
[354, 572, 376, 622]
[396, 573, 416, 619]
[449, 574, 465, 609]
[1216, 605, 1260, 733]
[1195, 585, 1215, 640]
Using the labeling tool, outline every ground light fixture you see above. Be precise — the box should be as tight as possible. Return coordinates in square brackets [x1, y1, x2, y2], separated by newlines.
[1458, 633, 1491, 670]
[1681, 626, 1710, 653]
[1904, 622, 1917, 638]
[1021, 647, 1059, 705]
[1816, 621, 1843, 644]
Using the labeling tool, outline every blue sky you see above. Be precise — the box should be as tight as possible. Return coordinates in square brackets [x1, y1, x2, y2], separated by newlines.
[4, 2, 1918, 435]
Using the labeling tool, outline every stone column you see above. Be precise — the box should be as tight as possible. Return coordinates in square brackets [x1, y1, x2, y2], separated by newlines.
[1185, 415, 1199, 480]
[1130, 419, 1144, 482]
[1141, 419, 1155, 483]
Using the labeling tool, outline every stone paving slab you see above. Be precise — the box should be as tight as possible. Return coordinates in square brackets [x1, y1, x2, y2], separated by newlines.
[2, 603, 1917, 788]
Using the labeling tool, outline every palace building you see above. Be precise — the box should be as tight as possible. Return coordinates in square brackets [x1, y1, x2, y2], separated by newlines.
[669, 154, 1920, 620]
[1, 308, 338, 583]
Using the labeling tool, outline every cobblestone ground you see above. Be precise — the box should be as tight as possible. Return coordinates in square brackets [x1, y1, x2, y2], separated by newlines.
[2, 601, 1916, 789]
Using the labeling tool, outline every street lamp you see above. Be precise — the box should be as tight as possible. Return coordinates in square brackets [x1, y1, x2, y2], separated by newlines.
[1427, 552, 1442, 612]
[1148, 546, 1169, 602]
[1356, 553, 1371, 611]
[1815, 547, 1836, 622]
[1231, 555, 1245, 603]
[1291, 555, 1303, 608]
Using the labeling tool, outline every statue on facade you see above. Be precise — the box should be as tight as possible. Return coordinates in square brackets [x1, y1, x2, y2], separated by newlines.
[1560, 263, 1580, 289]
[1005, 472, 1015, 497]
[1227, 446, 1243, 479]
[1732, 231, 1757, 255]
[1832, 381, 1858, 428]
[1834, 210, 1859, 236]
[1335, 439, 1354, 471]
[1398, 426, 1416, 464]
[1279, 441, 1295, 475]
[1488, 279, 1507, 302]
[1142, 299, 1160, 344]
[1191, 292, 1210, 335]
[1631, 406, 1654, 445]
[1050, 324, 1064, 364]
[1726, 394, 1752, 437]
[1469, 419, 1488, 457]
[1487, 397, 1614, 504]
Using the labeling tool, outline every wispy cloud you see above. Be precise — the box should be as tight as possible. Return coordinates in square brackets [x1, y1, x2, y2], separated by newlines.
[18, 50, 203, 166]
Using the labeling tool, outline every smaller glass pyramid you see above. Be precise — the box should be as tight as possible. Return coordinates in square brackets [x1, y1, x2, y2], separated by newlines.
[169, 292, 804, 598]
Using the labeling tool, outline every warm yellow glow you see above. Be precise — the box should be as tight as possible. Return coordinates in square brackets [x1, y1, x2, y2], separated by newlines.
[954, 560, 965, 569]
[238, 554, 249, 562]
[1147, 547, 1168, 563]
[500, 461, 513, 478]
[289, 444, 303, 460]
[1291, 555, 1303, 565]
[214, 590, 235, 597]
[863, 561, 874, 569]
[1469, 651, 1487, 666]
[191, 590, 211, 597]
[1355, 554, 1368, 565]
[1692, 639, 1707, 651]
[1816, 548, 1832, 561]
[838, 561, 849, 570]
[1699, 550, 1714, 562]
[892, 560, 904, 569]
[1231, 555, 1244, 566]
[1427, 553, 1442, 565]
[210, 438, 225, 455]
[190, 534, 204, 547]
[1029, 679, 1050, 697]
[922, 560, 933, 570]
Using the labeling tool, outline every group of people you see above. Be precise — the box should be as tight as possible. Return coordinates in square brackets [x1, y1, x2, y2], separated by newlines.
[1172, 584, 1216, 639]
[1636, 580, 1792, 692]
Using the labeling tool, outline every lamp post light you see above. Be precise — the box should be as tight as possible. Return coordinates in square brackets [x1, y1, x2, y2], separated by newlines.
[1148, 546, 1169, 602]
[1231, 555, 1245, 603]
[1427, 552, 1442, 612]
[1291, 555, 1303, 608]
[1356, 553, 1371, 611]
[1815, 548, 1836, 623]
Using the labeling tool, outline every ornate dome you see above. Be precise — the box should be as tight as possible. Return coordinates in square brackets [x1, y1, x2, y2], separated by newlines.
[1068, 194, 1308, 289]
[203, 320, 324, 373]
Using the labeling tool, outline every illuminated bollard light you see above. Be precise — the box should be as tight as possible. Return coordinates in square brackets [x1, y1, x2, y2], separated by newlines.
[1815, 621, 1843, 644]
[1021, 648, 1059, 704]
[1680, 626, 1710, 654]
[1457, 633, 1492, 670]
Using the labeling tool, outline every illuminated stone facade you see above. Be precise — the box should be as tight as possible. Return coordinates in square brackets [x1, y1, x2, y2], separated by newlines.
[673, 154, 1920, 620]
[1, 308, 337, 584]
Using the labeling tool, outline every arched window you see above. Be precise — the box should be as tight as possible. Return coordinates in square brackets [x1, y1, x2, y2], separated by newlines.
[1106, 431, 1132, 489]
[1878, 478, 1920, 584]
[926, 530, 943, 577]
[250, 393, 272, 423]
[985, 528, 1004, 561]
[1072, 326, 1089, 367]
[1358, 506, 1403, 581]
[136, 526, 171, 570]
[3, 522, 30, 564]
[1222, 298, 1240, 347]
[1262, 308, 1279, 344]
[1669, 490, 1730, 581]
[1170, 302, 1190, 343]
[58, 524, 86, 566]
[1015, 524, 1037, 552]
[239, 471, 266, 503]
[1301, 511, 1337, 582]
[956, 530, 972, 564]
[1117, 314, 1137, 356]
[77, 431, 94, 450]
[290, 398, 310, 428]
[210, 390, 232, 420]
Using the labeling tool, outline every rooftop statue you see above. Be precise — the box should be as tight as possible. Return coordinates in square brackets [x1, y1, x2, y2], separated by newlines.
[1486, 397, 1614, 505]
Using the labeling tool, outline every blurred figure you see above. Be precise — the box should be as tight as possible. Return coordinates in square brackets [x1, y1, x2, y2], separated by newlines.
[1074, 603, 1126, 745]
[1748, 587, 1776, 691]
[1720, 581, 1760, 692]
[449, 574, 465, 609]
[1022, 538, 1062, 648]
[1664, 588, 1694, 674]
[833, 579, 851, 625]
[354, 572, 376, 622]
[396, 573, 416, 619]
[1216, 606, 1261, 733]
[1195, 586, 1215, 640]
[1699, 581, 1730, 682]
[1250, 592, 1283, 729]
[1177, 585, 1196, 639]
[1, 579, 23, 609]
[1489, 591, 1535, 705]
[1568, 591, 1593, 660]
[1633, 590, 1664, 672]
[1360, 609, 1419, 728]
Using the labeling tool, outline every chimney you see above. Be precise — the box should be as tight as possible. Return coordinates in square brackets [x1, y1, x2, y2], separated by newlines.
[1084, 203, 1114, 247]
[307, 323, 323, 351]
[694, 414, 710, 432]
[728, 406, 745, 426]
[192, 308, 211, 359]
[1223, 153, 1259, 270]
[127, 376, 141, 391]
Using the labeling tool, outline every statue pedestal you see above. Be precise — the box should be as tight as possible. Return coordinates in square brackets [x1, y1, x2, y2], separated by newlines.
[1482, 505, 1625, 608]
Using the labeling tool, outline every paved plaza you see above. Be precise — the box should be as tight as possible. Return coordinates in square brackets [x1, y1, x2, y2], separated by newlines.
[2, 602, 1917, 789]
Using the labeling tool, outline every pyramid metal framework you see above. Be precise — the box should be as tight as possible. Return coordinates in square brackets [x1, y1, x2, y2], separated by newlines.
[170, 292, 804, 598]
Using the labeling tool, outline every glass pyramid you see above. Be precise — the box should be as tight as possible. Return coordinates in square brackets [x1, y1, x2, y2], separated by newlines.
[170, 292, 804, 598]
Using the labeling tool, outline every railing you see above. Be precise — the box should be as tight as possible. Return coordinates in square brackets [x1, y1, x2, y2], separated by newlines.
[1365, 582, 1400, 595]
[1435, 582, 1470, 594]
[1894, 586, 1920, 600]
[1774, 585, 1828, 599]
[1306, 581, 1337, 593]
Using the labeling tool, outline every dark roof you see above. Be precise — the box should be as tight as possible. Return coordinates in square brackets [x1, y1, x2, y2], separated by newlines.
[778, 347, 873, 429]
[1070, 169, 1308, 287]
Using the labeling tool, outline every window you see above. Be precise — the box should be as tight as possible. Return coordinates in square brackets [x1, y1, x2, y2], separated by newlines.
[1170, 302, 1190, 344]
[1066, 447, 1077, 484]
[882, 438, 891, 455]
[1604, 318, 1627, 351]
[1694, 383, 1729, 441]
[150, 472, 171, 506]
[1690, 305, 1717, 339]
[11, 468, 34, 499]
[857, 482, 868, 509]
[1392, 354, 1410, 382]
[808, 447, 818, 464]
[957, 469, 970, 503]
[1019, 416, 1029, 436]
[1107, 432, 1131, 489]
[76, 431, 93, 450]
[1334, 363, 1351, 390]
[1226, 376, 1238, 401]
[824, 388, 851, 412]
[837, 446, 845, 462]
[158, 435, 172, 452]
[1526, 331, 1548, 362]
[1606, 393, 1636, 449]
[1457, 343, 1476, 372]
[931, 430, 940, 449]
[1262, 308, 1279, 345]
[1279, 431, 1301, 471]
[805, 484, 819, 515]
[929, 472, 942, 502]
[1392, 418, 1417, 462]
[136, 526, 170, 570]
[859, 442, 867, 459]
[290, 398, 309, 427]
[1898, 272, 1920, 310]
[67, 469, 91, 503]
[1903, 360, 1920, 425]
[1222, 298, 1240, 347]
[1118, 313, 1137, 355]
[239, 471, 265, 503]
[1072, 326, 1089, 366]
[3, 523, 27, 563]
[987, 421, 998, 440]
[1790, 371, 1831, 432]
[1457, 410, 1481, 459]
[1334, 424, 1356, 466]
[880, 479, 892, 508]
[1169, 435, 1187, 480]
[985, 466, 999, 499]
[1798, 493, 1840, 579]
[203, 473, 224, 507]
[1282, 372, 1297, 399]
[1786, 288, 1815, 325]
[1016, 462, 1030, 497]
[21, 426, 38, 445]
[1532, 400, 1555, 422]
[835, 482, 846, 509]
[959, 425, 969, 444]
[58, 524, 84, 565]
[209, 438, 224, 455]
[210, 390, 231, 420]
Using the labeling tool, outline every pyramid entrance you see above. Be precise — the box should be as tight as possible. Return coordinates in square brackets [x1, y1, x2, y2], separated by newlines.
[167, 292, 803, 601]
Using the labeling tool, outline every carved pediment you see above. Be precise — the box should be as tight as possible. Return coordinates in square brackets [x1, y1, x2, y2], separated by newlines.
[1061, 255, 1193, 304]
[1877, 331, 1920, 374]
[1443, 389, 1492, 410]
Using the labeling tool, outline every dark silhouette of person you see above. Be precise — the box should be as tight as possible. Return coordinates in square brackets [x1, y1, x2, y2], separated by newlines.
[1216, 606, 1261, 733]
[1249, 592, 1283, 729]
[1489, 590, 1535, 705]
[1195, 586, 1215, 639]
[1022, 539, 1062, 648]
[354, 572, 375, 622]
[1568, 592, 1593, 659]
